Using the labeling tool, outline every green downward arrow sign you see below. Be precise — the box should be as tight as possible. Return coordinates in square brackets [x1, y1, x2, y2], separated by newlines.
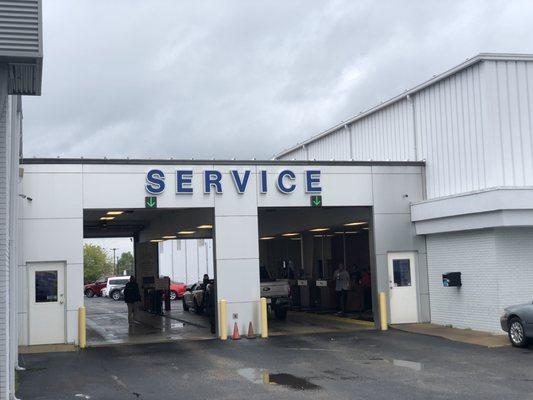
[145, 196, 157, 208]
[311, 195, 322, 207]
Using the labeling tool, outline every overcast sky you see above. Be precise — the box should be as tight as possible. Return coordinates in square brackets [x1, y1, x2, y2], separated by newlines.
[22, 0, 533, 160]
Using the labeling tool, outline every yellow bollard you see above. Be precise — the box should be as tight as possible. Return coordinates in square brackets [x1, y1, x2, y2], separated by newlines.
[260, 297, 268, 338]
[378, 292, 388, 331]
[78, 306, 86, 349]
[219, 299, 227, 340]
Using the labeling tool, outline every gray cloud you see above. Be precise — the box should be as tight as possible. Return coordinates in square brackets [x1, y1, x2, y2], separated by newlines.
[22, 0, 533, 160]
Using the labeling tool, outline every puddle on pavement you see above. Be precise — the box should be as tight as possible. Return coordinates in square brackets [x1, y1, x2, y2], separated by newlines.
[237, 368, 320, 391]
[392, 359, 423, 371]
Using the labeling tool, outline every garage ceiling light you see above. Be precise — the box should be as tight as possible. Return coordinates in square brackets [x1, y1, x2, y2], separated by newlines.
[150, 239, 163, 243]
[178, 230, 196, 235]
[344, 221, 367, 226]
[106, 211, 124, 216]
[282, 233, 299, 237]
[197, 224, 213, 229]
[100, 216, 115, 221]
[309, 228, 329, 232]
[162, 235, 177, 239]
[260, 236, 275, 240]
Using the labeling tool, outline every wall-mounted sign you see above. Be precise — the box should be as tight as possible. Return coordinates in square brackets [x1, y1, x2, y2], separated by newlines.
[145, 169, 321, 196]
[310, 195, 322, 207]
[297, 280, 308, 286]
[316, 280, 328, 287]
[145, 196, 157, 209]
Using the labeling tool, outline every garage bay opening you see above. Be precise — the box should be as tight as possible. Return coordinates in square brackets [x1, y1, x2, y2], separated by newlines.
[258, 207, 375, 335]
[83, 208, 217, 345]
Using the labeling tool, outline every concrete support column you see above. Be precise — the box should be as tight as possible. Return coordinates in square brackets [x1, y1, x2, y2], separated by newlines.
[214, 167, 260, 338]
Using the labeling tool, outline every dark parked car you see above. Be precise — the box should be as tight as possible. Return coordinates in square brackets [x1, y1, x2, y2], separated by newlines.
[84, 278, 107, 298]
[501, 302, 533, 347]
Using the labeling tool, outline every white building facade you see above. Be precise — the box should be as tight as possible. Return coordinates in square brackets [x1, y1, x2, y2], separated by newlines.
[275, 53, 533, 333]
[19, 160, 427, 346]
[0, 1, 42, 399]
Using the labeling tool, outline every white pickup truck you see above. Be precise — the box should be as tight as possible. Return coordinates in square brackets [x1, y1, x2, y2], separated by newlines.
[260, 266, 290, 320]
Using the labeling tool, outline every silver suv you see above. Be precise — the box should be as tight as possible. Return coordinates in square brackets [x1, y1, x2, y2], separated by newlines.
[105, 276, 131, 301]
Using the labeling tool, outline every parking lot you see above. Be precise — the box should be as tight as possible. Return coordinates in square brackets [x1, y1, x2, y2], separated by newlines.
[18, 328, 533, 400]
[85, 296, 374, 346]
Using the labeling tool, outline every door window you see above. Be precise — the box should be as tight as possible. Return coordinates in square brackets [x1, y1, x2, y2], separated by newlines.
[392, 259, 411, 287]
[35, 271, 58, 302]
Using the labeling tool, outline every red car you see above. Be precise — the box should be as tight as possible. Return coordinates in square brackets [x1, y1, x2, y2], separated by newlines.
[169, 282, 187, 300]
[84, 278, 107, 298]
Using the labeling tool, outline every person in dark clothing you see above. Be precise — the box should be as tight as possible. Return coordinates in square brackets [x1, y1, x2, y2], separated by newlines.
[204, 282, 216, 334]
[123, 276, 141, 324]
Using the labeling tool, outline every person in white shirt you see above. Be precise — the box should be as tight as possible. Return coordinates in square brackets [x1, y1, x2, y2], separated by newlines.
[333, 263, 350, 315]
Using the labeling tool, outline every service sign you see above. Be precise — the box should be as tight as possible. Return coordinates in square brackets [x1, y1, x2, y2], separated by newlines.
[145, 169, 322, 195]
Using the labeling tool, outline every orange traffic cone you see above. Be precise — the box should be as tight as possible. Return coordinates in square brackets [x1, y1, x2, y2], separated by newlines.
[232, 322, 241, 340]
[247, 322, 256, 339]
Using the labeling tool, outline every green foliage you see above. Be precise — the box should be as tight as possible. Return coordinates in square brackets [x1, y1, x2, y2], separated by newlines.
[83, 244, 114, 284]
[117, 251, 134, 276]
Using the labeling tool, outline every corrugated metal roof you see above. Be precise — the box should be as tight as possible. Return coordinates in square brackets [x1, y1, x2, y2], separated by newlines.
[274, 53, 533, 159]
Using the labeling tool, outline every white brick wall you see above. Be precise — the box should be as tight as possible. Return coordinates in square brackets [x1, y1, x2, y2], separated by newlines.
[427, 228, 533, 333]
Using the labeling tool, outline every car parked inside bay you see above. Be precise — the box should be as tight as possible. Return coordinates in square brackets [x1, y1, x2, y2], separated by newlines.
[501, 301, 533, 347]
[169, 281, 187, 300]
[183, 280, 213, 313]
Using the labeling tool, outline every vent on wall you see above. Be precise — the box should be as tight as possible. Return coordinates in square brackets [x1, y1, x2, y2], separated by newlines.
[0, 0, 41, 56]
[8, 62, 39, 95]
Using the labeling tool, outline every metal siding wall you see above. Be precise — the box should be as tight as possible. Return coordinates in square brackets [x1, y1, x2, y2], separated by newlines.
[287, 146, 307, 160]
[278, 59, 533, 200]
[307, 128, 350, 160]
[350, 98, 413, 161]
[0, 0, 41, 57]
[486, 60, 533, 187]
[414, 63, 487, 198]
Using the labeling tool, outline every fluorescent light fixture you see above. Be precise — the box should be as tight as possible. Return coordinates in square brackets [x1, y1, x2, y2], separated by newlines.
[178, 230, 196, 235]
[313, 234, 325, 238]
[345, 231, 359, 234]
[100, 216, 115, 221]
[362, 227, 369, 230]
[260, 236, 275, 240]
[282, 233, 299, 237]
[106, 211, 124, 216]
[197, 224, 213, 229]
[290, 238, 302, 241]
[309, 228, 329, 232]
[343, 221, 367, 227]
[150, 239, 163, 243]
[162, 235, 177, 239]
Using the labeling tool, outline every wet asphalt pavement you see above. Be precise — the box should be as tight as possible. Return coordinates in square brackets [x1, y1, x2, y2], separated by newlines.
[18, 329, 533, 400]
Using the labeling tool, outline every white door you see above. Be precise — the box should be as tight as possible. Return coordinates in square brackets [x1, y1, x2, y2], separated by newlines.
[28, 262, 65, 344]
[387, 252, 418, 324]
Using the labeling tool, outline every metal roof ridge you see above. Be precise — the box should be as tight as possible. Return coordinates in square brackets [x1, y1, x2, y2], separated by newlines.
[21, 157, 425, 167]
[273, 52, 533, 159]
